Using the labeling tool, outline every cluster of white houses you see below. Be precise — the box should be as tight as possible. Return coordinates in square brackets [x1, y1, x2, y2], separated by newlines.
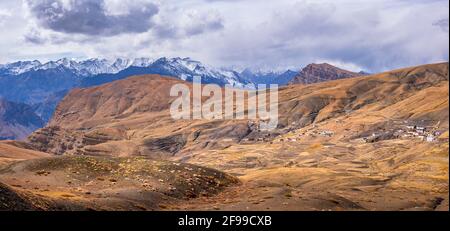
[399, 125, 441, 142]
[363, 121, 445, 143]
[241, 119, 448, 144]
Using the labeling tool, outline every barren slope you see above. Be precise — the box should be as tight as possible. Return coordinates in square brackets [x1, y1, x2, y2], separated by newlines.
[0, 141, 50, 166]
[28, 63, 449, 158]
[0, 155, 238, 211]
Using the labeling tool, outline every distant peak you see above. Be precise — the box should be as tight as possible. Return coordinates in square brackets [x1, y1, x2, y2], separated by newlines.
[290, 62, 362, 85]
[305, 62, 338, 69]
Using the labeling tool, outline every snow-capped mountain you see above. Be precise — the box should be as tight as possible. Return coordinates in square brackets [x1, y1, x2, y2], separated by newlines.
[33, 58, 130, 76]
[0, 60, 42, 75]
[131, 58, 154, 67]
[0, 57, 301, 93]
[1, 57, 252, 84]
[147, 57, 253, 88]
[1, 58, 135, 77]
[0, 56, 301, 140]
[80, 57, 254, 89]
[1, 57, 294, 88]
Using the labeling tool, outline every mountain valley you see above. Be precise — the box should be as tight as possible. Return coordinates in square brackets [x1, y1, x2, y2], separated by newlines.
[0, 62, 448, 211]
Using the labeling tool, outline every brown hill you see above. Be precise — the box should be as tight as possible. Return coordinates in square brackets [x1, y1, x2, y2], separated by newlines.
[49, 75, 184, 129]
[0, 155, 238, 211]
[27, 62, 449, 157]
[289, 63, 363, 85]
[0, 141, 50, 166]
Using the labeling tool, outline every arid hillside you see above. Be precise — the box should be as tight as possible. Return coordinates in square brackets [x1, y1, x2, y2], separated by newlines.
[0, 155, 238, 211]
[28, 62, 448, 158]
[0, 62, 448, 211]
[0, 141, 50, 166]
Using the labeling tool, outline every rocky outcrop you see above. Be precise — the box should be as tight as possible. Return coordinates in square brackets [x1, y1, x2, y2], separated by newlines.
[27, 126, 84, 155]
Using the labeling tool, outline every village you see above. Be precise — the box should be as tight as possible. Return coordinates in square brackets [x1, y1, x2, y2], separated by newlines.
[361, 120, 446, 143]
[239, 119, 448, 144]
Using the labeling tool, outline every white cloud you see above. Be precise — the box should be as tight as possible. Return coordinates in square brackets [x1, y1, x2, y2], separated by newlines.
[196, 0, 449, 72]
[0, 9, 12, 27]
[151, 8, 224, 38]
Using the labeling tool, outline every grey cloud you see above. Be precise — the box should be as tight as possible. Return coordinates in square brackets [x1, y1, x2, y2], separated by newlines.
[209, 1, 448, 72]
[24, 29, 47, 44]
[26, 0, 159, 36]
[433, 18, 449, 32]
[184, 16, 223, 36]
[153, 9, 224, 39]
[153, 25, 178, 39]
[23, 26, 103, 45]
[0, 10, 11, 26]
[3, 0, 447, 72]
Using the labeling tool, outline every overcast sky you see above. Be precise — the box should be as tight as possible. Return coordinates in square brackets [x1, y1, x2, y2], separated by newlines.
[0, 0, 448, 72]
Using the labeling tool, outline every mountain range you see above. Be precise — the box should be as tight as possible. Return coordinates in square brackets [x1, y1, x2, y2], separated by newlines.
[0, 58, 149, 76]
[0, 57, 371, 140]
[0, 57, 256, 86]
[0, 98, 44, 140]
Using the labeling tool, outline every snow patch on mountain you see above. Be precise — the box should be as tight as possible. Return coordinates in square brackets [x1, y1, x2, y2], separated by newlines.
[0, 60, 42, 75]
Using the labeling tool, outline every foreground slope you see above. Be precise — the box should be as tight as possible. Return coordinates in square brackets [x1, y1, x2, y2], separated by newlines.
[0, 156, 238, 211]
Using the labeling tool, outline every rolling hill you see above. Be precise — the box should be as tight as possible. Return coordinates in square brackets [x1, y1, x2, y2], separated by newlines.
[27, 62, 448, 156]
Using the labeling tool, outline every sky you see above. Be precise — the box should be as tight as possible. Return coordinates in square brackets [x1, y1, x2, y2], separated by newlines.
[0, 0, 448, 72]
